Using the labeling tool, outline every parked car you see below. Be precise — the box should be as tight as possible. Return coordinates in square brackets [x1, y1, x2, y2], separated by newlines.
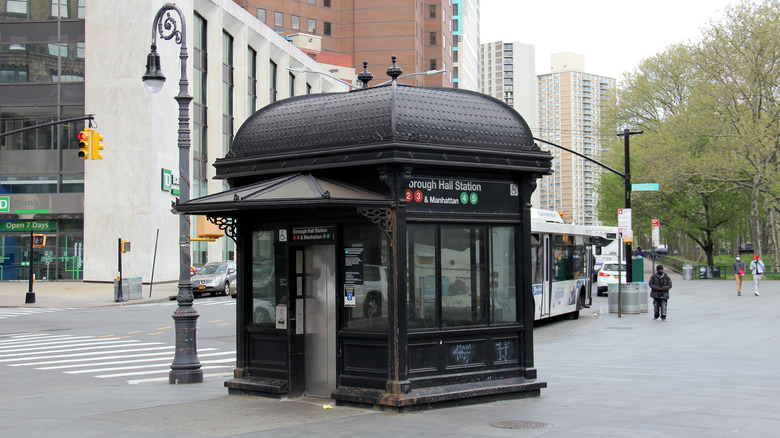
[592, 255, 613, 282]
[738, 243, 754, 254]
[596, 262, 627, 296]
[191, 260, 236, 297]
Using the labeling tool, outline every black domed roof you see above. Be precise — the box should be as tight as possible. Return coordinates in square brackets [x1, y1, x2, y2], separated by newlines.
[231, 84, 535, 156]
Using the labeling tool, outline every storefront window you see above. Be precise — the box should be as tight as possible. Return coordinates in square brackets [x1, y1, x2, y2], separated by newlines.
[343, 224, 388, 331]
[252, 230, 276, 325]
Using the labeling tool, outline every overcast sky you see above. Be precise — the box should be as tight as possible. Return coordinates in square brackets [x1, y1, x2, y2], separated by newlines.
[479, 0, 738, 80]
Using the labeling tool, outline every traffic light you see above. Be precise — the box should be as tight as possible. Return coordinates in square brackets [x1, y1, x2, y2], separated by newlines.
[90, 129, 104, 160]
[77, 128, 92, 159]
[32, 234, 46, 248]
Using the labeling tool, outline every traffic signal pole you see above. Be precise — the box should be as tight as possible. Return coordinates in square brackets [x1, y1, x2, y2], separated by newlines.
[617, 129, 643, 282]
[26, 230, 35, 304]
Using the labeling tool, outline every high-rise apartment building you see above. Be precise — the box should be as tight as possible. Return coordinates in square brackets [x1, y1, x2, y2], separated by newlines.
[235, 0, 481, 89]
[452, 0, 479, 90]
[536, 53, 615, 225]
[480, 41, 537, 134]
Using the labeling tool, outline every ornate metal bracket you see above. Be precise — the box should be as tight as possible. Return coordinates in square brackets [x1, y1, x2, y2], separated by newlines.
[208, 216, 238, 244]
[358, 208, 394, 242]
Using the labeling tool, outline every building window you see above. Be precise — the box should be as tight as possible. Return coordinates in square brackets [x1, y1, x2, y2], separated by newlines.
[429, 4, 436, 18]
[452, 50, 458, 63]
[323, 21, 331, 36]
[343, 224, 389, 331]
[453, 19, 458, 32]
[306, 82, 312, 94]
[270, 60, 278, 102]
[274, 11, 283, 29]
[50, 0, 67, 17]
[429, 59, 436, 71]
[307, 0, 316, 4]
[289, 72, 295, 97]
[324, 0, 331, 7]
[247, 47, 257, 114]
[77, 0, 85, 18]
[256, 8, 266, 23]
[307, 18, 316, 33]
[291, 15, 300, 30]
[222, 31, 234, 154]
[453, 3, 459, 15]
[428, 32, 436, 45]
[6, 0, 28, 14]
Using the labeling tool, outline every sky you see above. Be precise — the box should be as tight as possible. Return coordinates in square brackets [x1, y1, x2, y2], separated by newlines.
[479, 0, 738, 81]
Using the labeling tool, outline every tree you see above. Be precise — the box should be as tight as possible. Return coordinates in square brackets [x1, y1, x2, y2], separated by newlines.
[599, 0, 780, 268]
[693, 0, 780, 269]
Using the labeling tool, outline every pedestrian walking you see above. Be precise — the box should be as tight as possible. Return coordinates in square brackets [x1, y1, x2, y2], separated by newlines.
[636, 246, 644, 258]
[649, 264, 672, 321]
[750, 254, 765, 296]
[733, 255, 746, 296]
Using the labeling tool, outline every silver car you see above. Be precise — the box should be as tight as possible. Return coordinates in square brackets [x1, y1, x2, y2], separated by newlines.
[191, 261, 236, 297]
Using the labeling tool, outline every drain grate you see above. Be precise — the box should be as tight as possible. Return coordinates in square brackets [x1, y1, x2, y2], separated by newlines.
[490, 420, 551, 429]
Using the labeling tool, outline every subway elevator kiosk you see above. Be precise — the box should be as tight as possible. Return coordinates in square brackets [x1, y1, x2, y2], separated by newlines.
[176, 65, 552, 410]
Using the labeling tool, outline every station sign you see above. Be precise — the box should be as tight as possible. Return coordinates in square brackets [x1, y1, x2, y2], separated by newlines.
[404, 177, 520, 214]
[291, 225, 335, 242]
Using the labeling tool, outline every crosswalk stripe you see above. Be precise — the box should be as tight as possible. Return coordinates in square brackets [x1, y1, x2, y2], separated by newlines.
[30, 350, 231, 370]
[0, 333, 235, 383]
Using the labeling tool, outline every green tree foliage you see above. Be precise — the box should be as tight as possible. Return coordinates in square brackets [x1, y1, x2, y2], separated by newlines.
[599, 1, 778, 265]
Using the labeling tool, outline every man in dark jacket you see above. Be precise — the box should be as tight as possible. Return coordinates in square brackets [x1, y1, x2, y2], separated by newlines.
[649, 264, 672, 321]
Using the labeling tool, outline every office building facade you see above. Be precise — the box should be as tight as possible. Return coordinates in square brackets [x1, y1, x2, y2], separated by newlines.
[0, 0, 347, 282]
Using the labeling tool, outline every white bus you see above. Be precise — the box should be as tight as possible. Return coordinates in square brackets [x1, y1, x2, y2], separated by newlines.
[590, 225, 621, 260]
[531, 209, 594, 321]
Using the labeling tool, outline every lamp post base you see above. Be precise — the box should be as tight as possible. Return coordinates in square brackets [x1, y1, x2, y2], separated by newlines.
[25, 292, 36, 304]
[169, 304, 203, 384]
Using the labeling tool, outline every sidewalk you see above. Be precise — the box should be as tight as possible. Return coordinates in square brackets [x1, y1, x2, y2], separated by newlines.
[1, 272, 779, 437]
[0, 280, 178, 308]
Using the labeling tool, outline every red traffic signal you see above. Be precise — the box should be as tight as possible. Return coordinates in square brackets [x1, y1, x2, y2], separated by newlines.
[78, 129, 91, 159]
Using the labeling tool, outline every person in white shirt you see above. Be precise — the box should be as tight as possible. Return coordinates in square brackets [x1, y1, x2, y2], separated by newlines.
[749, 254, 765, 296]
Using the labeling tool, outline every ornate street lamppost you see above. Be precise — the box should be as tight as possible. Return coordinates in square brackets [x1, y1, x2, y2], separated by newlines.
[142, 3, 202, 384]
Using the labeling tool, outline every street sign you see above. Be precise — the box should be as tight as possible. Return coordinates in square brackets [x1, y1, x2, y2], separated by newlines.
[618, 208, 632, 237]
[651, 219, 660, 248]
[631, 183, 659, 191]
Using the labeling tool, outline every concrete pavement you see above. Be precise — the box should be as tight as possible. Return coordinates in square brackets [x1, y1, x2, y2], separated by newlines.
[0, 280, 178, 308]
[1, 271, 779, 437]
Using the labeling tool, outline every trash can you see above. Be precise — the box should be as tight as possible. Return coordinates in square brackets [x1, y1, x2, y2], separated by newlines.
[632, 257, 644, 282]
[114, 277, 142, 301]
[683, 264, 694, 280]
[608, 282, 648, 314]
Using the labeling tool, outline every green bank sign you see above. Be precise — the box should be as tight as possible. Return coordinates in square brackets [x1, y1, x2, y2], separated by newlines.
[0, 220, 57, 232]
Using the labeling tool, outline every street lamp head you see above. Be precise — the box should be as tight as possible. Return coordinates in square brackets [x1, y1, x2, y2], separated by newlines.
[142, 43, 166, 93]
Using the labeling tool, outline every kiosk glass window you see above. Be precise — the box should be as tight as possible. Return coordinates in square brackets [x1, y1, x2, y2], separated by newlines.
[342, 224, 388, 331]
[441, 226, 483, 327]
[489, 227, 515, 323]
[407, 224, 437, 329]
[408, 224, 513, 329]
[252, 230, 276, 325]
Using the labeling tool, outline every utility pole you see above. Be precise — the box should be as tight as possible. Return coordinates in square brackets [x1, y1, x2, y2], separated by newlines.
[617, 129, 643, 282]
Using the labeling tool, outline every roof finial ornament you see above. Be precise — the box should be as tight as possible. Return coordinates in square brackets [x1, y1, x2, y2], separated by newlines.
[357, 60, 373, 88]
[386, 55, 402, 83]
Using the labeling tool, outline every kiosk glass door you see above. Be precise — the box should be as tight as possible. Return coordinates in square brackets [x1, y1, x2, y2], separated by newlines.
[302, 245, 336, 397]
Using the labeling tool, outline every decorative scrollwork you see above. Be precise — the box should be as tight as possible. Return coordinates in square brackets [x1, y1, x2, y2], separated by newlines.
[159, 12, 182, 44]
[208, 216, 238, 243]
[358, 208, 394, 242]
